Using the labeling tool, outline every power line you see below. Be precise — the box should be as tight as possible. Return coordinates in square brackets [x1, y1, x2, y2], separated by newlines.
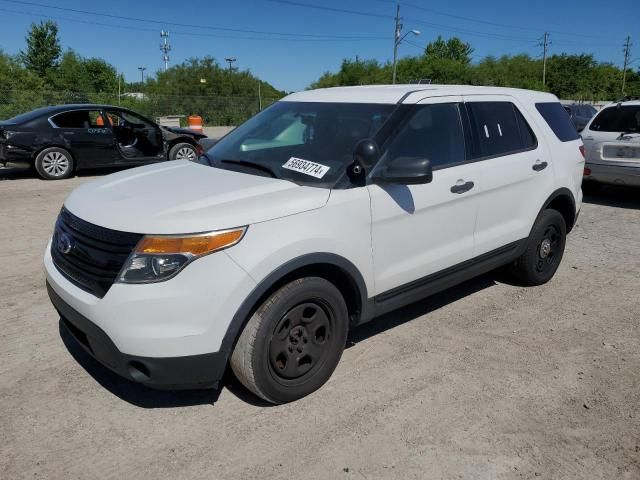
[266, 0, 539, 43]
[371, 0, 620, 42]
[0, 7, 388, 42]
[0, 0, 385, 39]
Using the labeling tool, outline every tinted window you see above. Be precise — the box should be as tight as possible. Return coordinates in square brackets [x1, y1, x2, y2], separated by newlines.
[535, 102, 580, 141]
[467, 102, 529, 157]
[51, 110, 104, 128]
[589, 105, 640, 133]
[382, 103, 466, 169]
[515, 107, 537, 149]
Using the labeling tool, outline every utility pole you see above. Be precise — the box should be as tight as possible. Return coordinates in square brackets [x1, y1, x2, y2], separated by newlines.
[539, 32, 551, 87]
[117, 72, 122, 105]
[622, 35, 632, 96]
[160, 30, 171, 72]
[392, 3, 401, 85]
[258, 80, 262, 112]
[138, 66, 146, 83]
[225, 57, 237, 73]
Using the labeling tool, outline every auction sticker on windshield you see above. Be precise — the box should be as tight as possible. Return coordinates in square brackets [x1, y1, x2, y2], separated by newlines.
[282, 157, 330, 179]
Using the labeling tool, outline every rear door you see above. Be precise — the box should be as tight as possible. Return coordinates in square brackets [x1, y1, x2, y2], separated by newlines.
[462, 96, 554, 256]
[49, 109, 116, 166]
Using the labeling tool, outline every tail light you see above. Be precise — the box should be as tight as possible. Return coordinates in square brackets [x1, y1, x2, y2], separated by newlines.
[584, 167, 591, 176]
[579, 145, 585, 158]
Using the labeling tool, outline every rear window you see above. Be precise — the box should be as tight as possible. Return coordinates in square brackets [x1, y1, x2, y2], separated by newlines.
[535, 102, 580, 142]
[588, 105, 640, 133]
[466, 101, 537, 158]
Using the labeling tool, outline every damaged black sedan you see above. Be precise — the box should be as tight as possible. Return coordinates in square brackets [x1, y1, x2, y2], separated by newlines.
[0, 105, 206, 179]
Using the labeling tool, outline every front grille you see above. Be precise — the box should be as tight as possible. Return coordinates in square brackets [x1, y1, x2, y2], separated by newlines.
[51, 208, 142, 298]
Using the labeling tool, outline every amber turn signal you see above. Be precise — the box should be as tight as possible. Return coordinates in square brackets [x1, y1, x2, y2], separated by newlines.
[135, 228, 246, 256]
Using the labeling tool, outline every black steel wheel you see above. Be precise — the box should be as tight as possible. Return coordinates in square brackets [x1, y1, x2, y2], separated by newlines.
[230, 277, 349, 404]
[511, 209, 567, 286]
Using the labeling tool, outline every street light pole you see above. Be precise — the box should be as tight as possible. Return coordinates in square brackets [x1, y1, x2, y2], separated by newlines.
[225, 57, 237, 73]
[391, 4, 420, 84]
[138, 66, 146, 83]
[392, 4, 401, 85]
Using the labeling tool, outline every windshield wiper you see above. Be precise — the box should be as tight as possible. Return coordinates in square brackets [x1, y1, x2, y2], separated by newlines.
[220, 159, 278, 178]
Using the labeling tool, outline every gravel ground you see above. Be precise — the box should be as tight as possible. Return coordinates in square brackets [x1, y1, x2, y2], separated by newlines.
[1, 166, 639, 480]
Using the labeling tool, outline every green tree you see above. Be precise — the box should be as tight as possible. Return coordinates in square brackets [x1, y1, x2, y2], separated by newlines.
[425, 36, 474, 64]
[19, 20, 62, 78]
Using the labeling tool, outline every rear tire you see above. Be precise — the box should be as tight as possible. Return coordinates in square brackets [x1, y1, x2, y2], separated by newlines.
[34, 147, 74, 180]
[168, 142, 197, 161]
[230, 277, 349, 404]
[510, 209, 566, 286]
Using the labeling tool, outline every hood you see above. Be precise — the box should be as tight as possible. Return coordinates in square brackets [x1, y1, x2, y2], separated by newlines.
[64, 161, 330, 234]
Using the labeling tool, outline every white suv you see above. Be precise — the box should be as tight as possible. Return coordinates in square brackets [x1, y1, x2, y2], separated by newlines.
[45, 85, 584, 403]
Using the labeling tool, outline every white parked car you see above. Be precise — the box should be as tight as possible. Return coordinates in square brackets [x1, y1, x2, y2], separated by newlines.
[45, 85, 584, 404]
[582, 100, 640, 192]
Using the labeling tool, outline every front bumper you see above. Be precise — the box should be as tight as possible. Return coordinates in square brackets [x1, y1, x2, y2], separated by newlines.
[49, 283, 226, 389]
[584, 161, 640, 187]
[45, 237, 257, 389]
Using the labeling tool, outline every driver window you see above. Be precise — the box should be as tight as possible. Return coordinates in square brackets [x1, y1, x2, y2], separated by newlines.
[106, 110, 152, 128]
[383, 103, 466, 170]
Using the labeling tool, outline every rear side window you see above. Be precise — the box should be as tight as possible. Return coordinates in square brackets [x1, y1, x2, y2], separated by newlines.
[588, 105, 640, 133]
[535, 102, 580, 141]
[466, 101, 536, 158]
[51, 110, 104, 129]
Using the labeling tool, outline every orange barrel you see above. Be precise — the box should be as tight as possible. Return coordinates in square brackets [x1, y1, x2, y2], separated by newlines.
[187, 115, 203, 133]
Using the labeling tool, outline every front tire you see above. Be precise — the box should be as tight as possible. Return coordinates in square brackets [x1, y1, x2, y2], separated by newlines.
[510, 209, 567, 286]
[34, 147, 74, 180]
[168, 142, 197, 161]
[230, 277, 349, 404]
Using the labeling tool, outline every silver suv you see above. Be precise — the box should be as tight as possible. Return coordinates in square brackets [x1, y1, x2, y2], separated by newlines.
[582, 100, 640, 192]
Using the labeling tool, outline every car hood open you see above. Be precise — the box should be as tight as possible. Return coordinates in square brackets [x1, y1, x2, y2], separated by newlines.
[64, 161, 330, 234]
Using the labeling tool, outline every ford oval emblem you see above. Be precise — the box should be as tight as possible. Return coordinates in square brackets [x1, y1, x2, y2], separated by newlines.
[57, 232, 73, 255]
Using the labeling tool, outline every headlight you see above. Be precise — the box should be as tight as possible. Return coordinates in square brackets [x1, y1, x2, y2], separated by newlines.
[117, 227, 246, 284]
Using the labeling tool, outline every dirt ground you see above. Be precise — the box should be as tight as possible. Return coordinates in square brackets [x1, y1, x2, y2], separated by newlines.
[1, 166, 639, 480]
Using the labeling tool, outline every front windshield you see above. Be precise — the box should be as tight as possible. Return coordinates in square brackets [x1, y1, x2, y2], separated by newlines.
[204, 101, 396, 186]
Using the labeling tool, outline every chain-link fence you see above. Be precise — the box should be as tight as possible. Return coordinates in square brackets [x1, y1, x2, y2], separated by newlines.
[0, 90, 281, 126]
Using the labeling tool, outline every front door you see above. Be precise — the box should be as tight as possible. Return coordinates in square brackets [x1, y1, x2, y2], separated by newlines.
[368, 96, 479, 297]
[105, 109, 164, 163]
[49, 109, 116, 167]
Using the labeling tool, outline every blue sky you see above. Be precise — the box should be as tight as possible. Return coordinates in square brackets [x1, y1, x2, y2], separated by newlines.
[0, 0, 637, 92]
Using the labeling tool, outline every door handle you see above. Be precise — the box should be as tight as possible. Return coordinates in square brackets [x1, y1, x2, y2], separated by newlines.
[450, 180, 474, 194]
[532, 160, 548, 172]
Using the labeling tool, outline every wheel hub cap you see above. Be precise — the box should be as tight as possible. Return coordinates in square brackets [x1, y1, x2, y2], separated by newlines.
[269, 302, 332, 380]
[540, 238, 552, 258]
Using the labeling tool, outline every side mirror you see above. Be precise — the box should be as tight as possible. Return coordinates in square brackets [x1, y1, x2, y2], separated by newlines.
[372, 156, 433, 185]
